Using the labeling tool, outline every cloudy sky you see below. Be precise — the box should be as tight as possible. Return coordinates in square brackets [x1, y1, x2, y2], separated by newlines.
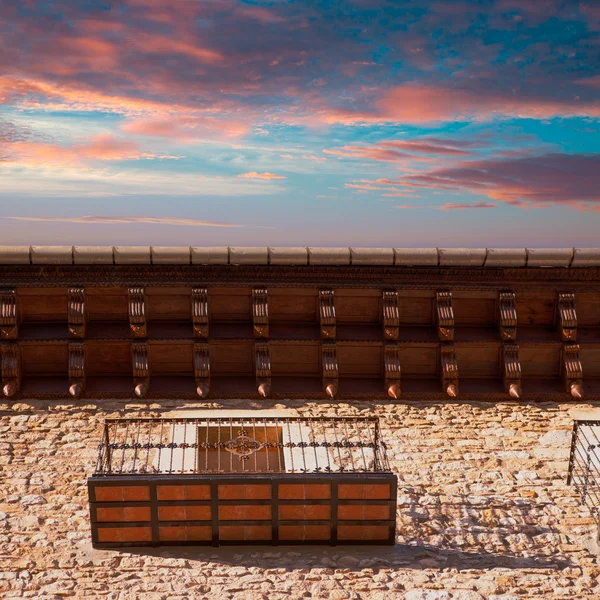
[1, 0, 599, 246]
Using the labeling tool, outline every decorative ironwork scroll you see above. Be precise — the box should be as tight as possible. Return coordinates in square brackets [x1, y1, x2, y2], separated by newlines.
[502, 344, 521, 399]
[1, 342, 21, 397]
[382, 290, 399, 341]
[319, 290, 336, 339]
[435, 291, 454, 342]
[440, 344, 458, 397]
[557, 293, 577, 342]
[224, 429, 264, 461]
[68, 287, 85, 339]
[563, 343, 583, 398]
[128, 288, 147, 338]
[0, 289, 18, 340]
[322, 342, 338, 398]
[68, 341, 85, 398]
[498, 291, 517, 342]
[255, 341, 271, 397]
[132, 341, 150, 397]
[252, 288, 269, 338]
[191, 288, 209, 338]
[384, 344, 401, 398]
[193, 341, 210, 397]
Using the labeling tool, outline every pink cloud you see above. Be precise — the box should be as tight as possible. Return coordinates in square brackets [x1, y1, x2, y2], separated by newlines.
[401, 153, 600, 209]
[438, 201, 497, 210]
[122, 117, 250, 141]
[5, 134, 173, 167]
[375, 84, 600, 123]
[239, 172, 286, 180]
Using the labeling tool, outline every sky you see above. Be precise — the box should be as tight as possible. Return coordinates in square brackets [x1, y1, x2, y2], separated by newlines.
[1, 0, 600, 247]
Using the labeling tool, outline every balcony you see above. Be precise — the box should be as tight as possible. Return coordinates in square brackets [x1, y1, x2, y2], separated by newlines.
[88, 417, 397, 547]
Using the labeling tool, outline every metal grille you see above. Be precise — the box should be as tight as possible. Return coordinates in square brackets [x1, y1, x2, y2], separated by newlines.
[95, 417, 391, 476]
[567, 420, 600, 527]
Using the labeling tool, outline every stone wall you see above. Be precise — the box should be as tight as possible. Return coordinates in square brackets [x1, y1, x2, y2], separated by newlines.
[1, 397, 599, 599]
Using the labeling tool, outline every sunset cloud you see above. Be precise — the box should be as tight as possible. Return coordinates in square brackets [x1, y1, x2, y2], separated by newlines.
[4, 216, 243, 227]
[239, 172, 287, 180]
[438, 201, 497, 211]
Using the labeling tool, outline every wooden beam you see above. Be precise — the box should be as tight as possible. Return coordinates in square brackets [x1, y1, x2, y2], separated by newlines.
[0, 289, 18, 340]
[384, 344, 401, 398]
[252, 289, 269, 339]
[498, 291, 517, 342]
[255, 341, 271, 397]
[435, 291, 454, 342]
[562, 343, 583, 398]
[132, 341, 150, 397]
[440, 344, 458, 397]
[128, 288, 147, 338]
[319, 290, 336, 339]
[68, 341, 86, 398]
[193, 341, 210, 397]
[382, 291, 399, 341]
[322, 342, 338, 398]
[1, 342, 21, 397]
[68, 288, 86, 339]
[191, 288, 209, 338]
[502, 344, 521, 399]
[557, 293, 577, 342]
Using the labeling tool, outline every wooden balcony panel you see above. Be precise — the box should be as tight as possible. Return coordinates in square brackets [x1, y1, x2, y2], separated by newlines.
[337, 345, 382, 377]
[453, 297, 496, 326]
[398, 346, 438, 377]
[17, 289, 68, 322]
[149, 342, 193, 375]
[397, 295, 434, 325]
[86, 288, 129, 322]
[269, 290, 317, 323]
[516, 293, 556, 327]
[210, 341, 254, 376]
[519, 344, 562, 378]
[20, 343, 68, 374]
[580, 347, 600, 378]
[208, 289, 251, 322]
[270, 343, 321, 376]
[334, 294, 379, 324]
[454, 345, 500, 378]
[146, 293, 191, 321]
[86, 341, 133, 375]
[576, 293, 600, 326]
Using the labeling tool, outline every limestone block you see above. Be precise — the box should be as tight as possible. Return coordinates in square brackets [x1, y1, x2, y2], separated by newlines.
[268, 247, 309, 265]
[191, 247, 229, 265]
[229, 247, 268, 265]
[308, 247, 351, 265]
[114, 246, 151, 264]
[0, 246, 31, 264]
[526, 248, 573, 267]
[394, 248, 438, 266]
[30, 246, 73, 265]
[350, 247, 394, 265]
[73, 246, 114, 264]
[484, 248, 527, 267]
[438, 248, 486, 267]
[151, 246, 190, 264]
[572, 248, 600, 267]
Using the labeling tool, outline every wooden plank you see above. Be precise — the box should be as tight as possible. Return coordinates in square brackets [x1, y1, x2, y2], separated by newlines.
[21, 343, 68, 374]
[576, 293, 600, 326]
[270, 343, 321, 375]
[454, 345, 499, 378]
[453, 298, 496, 326]
[519, 344, 561, 377]
[209, 289, 251, 322]
[335, 294, 379, 324]
[87, 289, 129, 322]
[398, 296, 433, 325]
[18, 290, 68, 322]
[337, 345, 382, 377]
[87, 341, 133, 375]
[146, 294, 191, 321]
[149, 342, 193, 375]
[269, 290, 317, 323]
[398, 346, 437, 376]
[210, 341, 254, 375]
[516, 293, 555, 327]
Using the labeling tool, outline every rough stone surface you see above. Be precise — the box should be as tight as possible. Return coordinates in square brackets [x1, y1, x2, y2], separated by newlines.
[1, 398, 599, 599]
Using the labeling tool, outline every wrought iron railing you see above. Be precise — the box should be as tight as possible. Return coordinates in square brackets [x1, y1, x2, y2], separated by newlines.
[567, 420, 600, 527]
[94, 417, 391, 476]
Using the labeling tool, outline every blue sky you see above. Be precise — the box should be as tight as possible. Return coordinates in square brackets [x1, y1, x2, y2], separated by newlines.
[1, 0, 599, 246]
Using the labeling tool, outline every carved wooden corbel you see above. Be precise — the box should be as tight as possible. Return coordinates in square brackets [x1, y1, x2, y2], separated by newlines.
[68, 341, 86, 398]
[557, 293, 577, 342]
[562, 343, 583, 398]
[128, 288, 147, 338]
[322, 342, 338, 398]
[382, 290, 399, 341]
[319, 290, 336, 339]
[440, 344, 458, 397]
[255, 341, 271, 397]
[498, 291, 517, 342]
[68, 288, 86, 339]
[384, 344, 401, 399]
[502, 344, 522, 399]
[435, 291, 454, 342]
[191, 288, 209, 338]
[193, 341, 210, 398]
[1, 342, 21, 397]
[252, 289, 269, 339]
[0, 289, 18, 340]
[132, 341, 150, 397]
